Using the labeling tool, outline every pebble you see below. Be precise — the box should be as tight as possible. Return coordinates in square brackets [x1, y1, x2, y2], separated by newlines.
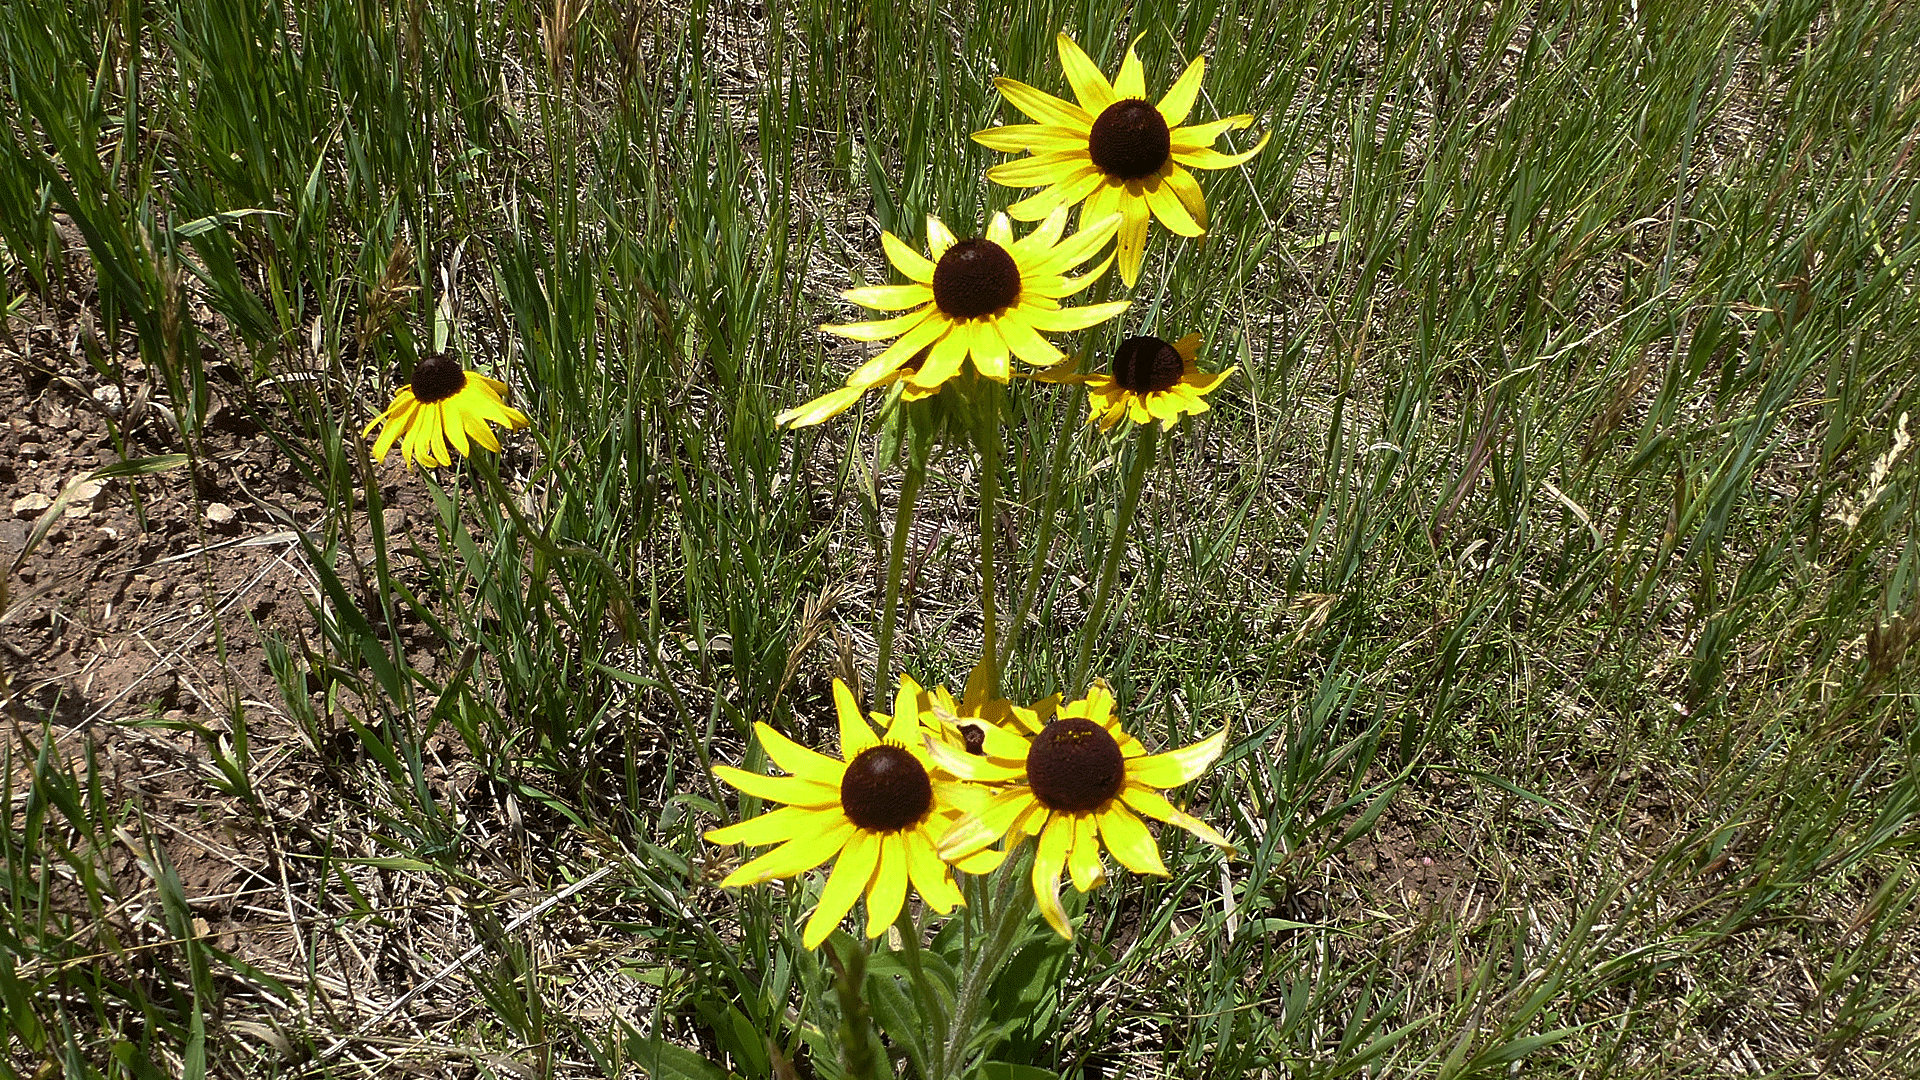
[205, 502, 238, 531]
[63, 479, 105, 519]
[12, 493, 52, 518]
[92, 385, 127, 415]
[19, 441, 43, 459]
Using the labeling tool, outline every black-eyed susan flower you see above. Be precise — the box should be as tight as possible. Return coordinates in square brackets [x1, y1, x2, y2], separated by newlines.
[934, 679, 1231, 939]
[976, 33, 1270, 287]
[363, 353, 530, 468]
[707, 677, 994, 949]
[777, 207, 1131, 428]
[1078, 332, 1236, 431]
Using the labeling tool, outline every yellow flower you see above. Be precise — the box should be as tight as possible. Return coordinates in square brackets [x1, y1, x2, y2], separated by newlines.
[706, 677, 990, 949]
[363, 353, 530, 468]
[1075, 332, 1235, 431]
[935, 679, 1232, 939]
[976, 33, 1270, 286]
[777, 206, 1131, 428]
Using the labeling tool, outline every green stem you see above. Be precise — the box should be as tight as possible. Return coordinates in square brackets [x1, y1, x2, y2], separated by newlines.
[974, 401, 1004, 700]
[892, 905, 949, 1077]
[998, 393, 1078, 683]
[826, 938, 883, 1080]
[1071, 423, 1159, 691]
[875, 456, 925, 695]
[938, 859, 1031, 1079]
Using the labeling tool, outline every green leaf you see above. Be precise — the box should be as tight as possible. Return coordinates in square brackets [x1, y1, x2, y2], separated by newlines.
[622, 1034, 734, 1080]
[973, 1063, 1058, 1080]
[693, 1001, 771, 1079]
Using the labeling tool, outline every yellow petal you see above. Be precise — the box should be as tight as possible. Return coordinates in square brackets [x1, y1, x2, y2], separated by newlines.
[723, 818, 856, 887]
[1171, 130, 1271, 170]
[994, 76, 1092, 130]
[833, 680, 880, 758]
[1156, 54, 1204, 127]
[982, 212, 1012, 249]
[1056, 32, 1116, 114]
[1026, 210, 1123, 277]
[1032, 817, 1074, 938]
[1096, 804, 1168, 876]
[803, 828, 880, 949]
[987, 152, 1087, 188]
[1112, 37, 1146, 101]
[999, 311, 1064, 368]
[845, 312, 951, 386]
[1119, 785, 1234, 852]
[1168, 115, 1254, 153]
[863, 833, 910, 938]
[939, 788, 1038, 861]
[1007, 167, 1105, 222]
[882, 230, 936, 283]
[822, 305, 935, 343]
[713, 764, 840, 808]
[971, 318, 1012, 382]
[926, 215, 958, 260]
[973, 123, 1090, 154]
[1067, 812, 1104, 892]
[1116, 195, 1152, 286]
[1127, 727, 1228, 789]
[1144, 172, 1205, 236]
[1013, 203, 1073, 256]
[1164, 166, 1209, 232]
[844, 283, 935, 311]
[776, 384, 867, 429]
[1028, 299, 1131, 333]
[751, 721, 847, 785]
[906, 822, 964, 911]
[706, 804, 826, 847]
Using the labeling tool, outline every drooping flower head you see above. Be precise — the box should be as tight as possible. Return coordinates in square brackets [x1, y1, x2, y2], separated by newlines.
[706, 677, 993, 948]
[976, 34, 1271, 286]
[777, 206, 1131, 428]
[1073, 332, 1236, 431]
[919, 658, 1060, 764]
[935, 679, 1232, 938]
[363, 352, 530, 468]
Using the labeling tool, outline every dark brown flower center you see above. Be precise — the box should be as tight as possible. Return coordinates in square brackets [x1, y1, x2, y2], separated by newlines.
[840, 744, 933, 832]
[410, 353, 468, 404]
[1027, 718, 1125, 814]
[959, 724, 987, 756]
[931, 238, 1021, 320]
[1111, 335, 1184, 394]
[1088, 99, 1171, 181]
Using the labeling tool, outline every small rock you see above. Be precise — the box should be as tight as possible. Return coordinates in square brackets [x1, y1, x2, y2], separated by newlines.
[12, 493, 52, 518]
[63, 479, 105, 519]
[205, 502, 238, 531]
[92, 385, 127, 415]
[19, 441, 43, 459]
[382, 507, 410, 535]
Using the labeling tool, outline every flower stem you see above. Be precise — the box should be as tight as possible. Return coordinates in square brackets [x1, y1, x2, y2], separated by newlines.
[998, 390, 1077, 683]
[1071, 423, 1159, 691]
[973, 391, 1004, 700]
[875, 456, 925, 695]
[939, 859, 1031, 1079]
[892, 905, 949, 1076]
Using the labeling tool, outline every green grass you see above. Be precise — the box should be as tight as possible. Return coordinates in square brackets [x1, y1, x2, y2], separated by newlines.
[4, 0, 1919, 1076]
